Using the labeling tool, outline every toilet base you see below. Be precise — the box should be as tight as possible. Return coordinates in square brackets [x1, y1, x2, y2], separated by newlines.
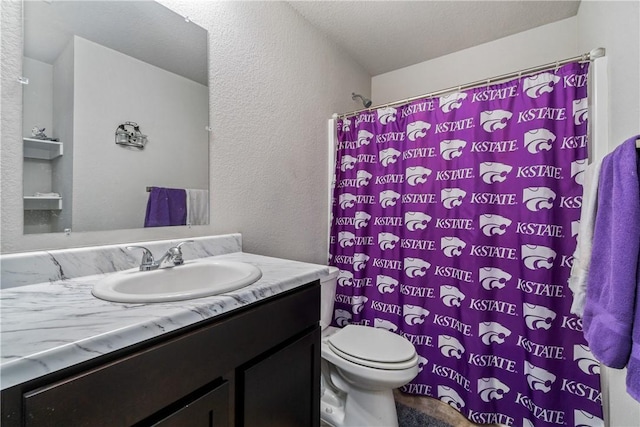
[320, 382, 399, 427]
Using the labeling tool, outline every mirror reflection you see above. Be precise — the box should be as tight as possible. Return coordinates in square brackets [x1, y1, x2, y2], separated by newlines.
[22, 0, 209, 234]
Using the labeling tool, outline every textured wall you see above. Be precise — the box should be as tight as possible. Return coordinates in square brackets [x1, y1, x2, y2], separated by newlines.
[1, 0, 370, 263]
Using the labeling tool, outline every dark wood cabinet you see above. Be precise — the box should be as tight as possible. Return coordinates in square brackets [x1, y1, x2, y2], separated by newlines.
[1, 281, 321, 427]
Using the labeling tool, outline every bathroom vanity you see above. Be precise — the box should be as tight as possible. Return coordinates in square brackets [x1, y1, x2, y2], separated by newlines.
[0, 235, 327, 426]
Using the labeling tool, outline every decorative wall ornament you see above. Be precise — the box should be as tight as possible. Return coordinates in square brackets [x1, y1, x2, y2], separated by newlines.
[115, 121, 148, 149]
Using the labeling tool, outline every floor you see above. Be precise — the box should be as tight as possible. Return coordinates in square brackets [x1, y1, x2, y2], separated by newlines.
[393, 390, 491, 427]
[320, 390, 496, 427]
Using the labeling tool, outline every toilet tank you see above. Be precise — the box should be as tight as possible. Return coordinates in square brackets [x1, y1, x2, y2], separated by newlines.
[320, 267, 339, 330]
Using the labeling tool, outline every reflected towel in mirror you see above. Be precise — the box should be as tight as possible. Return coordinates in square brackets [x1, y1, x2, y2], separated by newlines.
[144, 187, 187, 227]
[186, 189, 209, 226]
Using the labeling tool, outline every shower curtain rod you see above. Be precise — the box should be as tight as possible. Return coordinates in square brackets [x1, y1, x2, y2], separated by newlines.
[335, 47, 606, 120]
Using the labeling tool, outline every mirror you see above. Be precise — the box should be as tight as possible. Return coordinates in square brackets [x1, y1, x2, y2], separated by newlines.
[22, 0, 209, 234]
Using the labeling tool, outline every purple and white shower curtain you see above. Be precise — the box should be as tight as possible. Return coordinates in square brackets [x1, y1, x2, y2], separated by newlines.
[329, 62, 603, 426]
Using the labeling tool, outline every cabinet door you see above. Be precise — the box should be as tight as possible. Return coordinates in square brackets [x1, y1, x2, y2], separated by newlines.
[152, 381, 230, 427]
[240, 327, 320, 427]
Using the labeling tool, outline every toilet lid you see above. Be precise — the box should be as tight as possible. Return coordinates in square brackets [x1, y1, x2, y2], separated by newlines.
[327, 325, 417, 369]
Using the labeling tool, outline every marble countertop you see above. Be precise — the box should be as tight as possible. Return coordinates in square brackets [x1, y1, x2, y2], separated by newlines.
[0, 252, 330, 390]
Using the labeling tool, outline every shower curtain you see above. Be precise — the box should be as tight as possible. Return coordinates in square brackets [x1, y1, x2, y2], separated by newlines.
[330, 62, 603, 426]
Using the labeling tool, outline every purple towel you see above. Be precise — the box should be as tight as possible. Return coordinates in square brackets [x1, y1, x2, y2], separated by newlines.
[583, 136, 640, 401]
[144, 187, 187, 227]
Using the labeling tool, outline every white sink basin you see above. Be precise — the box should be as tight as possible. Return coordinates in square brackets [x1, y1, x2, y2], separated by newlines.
[92, 260, 262, 303]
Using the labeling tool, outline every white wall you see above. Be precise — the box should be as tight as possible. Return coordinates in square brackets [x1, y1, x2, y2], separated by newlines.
[1, 0, 370, 264]
[372, 17, 579, 104]
[72, 36, 208, 232]
[51, 37, 74, 233]
[577, 2, 640, 425]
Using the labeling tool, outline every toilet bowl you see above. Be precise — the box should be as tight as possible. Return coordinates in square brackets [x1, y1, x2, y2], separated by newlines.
[320, 268, 419, 427]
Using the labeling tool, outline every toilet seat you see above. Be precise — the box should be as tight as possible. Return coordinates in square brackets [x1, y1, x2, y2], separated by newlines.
[327, 325, 417, 370]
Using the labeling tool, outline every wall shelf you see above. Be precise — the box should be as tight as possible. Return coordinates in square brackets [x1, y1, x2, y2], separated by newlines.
[23, 138, 63, 160]
[23, 196, 62, 211]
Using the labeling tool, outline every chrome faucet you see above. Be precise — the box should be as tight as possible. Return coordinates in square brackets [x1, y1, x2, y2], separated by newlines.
[127, 240, 194, 271]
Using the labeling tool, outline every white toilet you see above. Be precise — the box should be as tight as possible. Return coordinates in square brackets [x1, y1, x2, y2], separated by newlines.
[320, 267, 419, 427]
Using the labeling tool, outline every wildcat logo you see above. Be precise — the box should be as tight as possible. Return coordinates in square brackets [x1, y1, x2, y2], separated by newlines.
[339, 193, 356, 209]
[439, 92, 467, 113]
[403, 305, 430, 325]
[337, 269, 354, 287]
[523, 303, 557, 330]
[378, 232, 400, 250]
[405, 212, 432, 231]
[523, 187, 556, 211]
[574, 410, 604, 427]
[337, 231, 355, 248]
[404, 257, 431, 278]
[406, 120, 431, 141]
[523, 72, 561, 98]
[478, 377, 510, 402]
[479, 267, 512, 290]
[374, 318, 398, 332]
[480, 110, 512, 132]
[573, 98, 588, 126]
[440, 285, 465, 307]
[334, 309, 352, 327]
[416, 355, 429, 373]
[379, 148, 401, 167]
[340, 155, 357, 172]
[406, 166, 432, 186]
[479, 214, 512, 236]
[525, 361, 556, 393]
[574, 344, 600, 375]
[522, 244, 557, 270]
[351, 295, 368, 314]
[380, 190, 401, 208]
[340, 118, 351, 132]
[438, 386, 465, 411]
[352, 253, 370, 271]
[356, 170, 373, 187]
[357, 129, 374, 146]
[478, 321, 511, 345]
[438, 335, 465, 359]
[524, 128, 556, 154]
[479, 162, 512, 184]
[441, 188, 467, 209]
[377, 107, 398, 125]
[376, 274, 399, 294]
[441, 236, 466, 257]
[440, 139, 467, 160]
[354, 211, 371, 229]
[571, 159, 588, 186]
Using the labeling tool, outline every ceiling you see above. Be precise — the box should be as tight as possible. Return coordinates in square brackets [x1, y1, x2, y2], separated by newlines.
[288, 1, 581, 76]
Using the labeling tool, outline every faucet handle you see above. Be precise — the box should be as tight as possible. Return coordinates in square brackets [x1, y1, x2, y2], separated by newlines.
[170, 240, 194, 265]
[175, 240, 194, 250]
[126, 246, 155, 271]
